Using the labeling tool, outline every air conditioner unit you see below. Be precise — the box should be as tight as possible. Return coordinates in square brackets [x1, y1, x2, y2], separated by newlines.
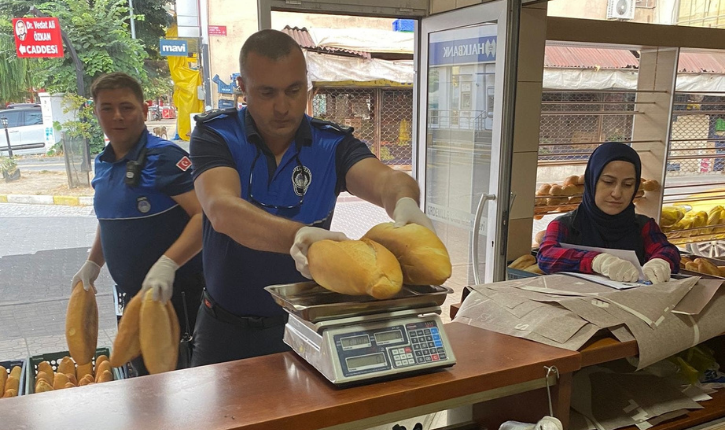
[607, 0, 635, 20]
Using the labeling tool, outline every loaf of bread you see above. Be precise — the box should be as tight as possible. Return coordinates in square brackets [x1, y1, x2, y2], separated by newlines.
[563, 175, 579, 187]
[523, 264, 545, 274]
[642, 180, 660, 192]
[308, 237, 404, 299]
[509, 254, 536, 269]
[139, 289, 178, 374]
[536, 184, 551, 196]
[110, 293, 142, 368]
[534, 230, 546, 246]
[549, 185, 564, 196]
[66, 281, 99, 366]
[363, 223, 452, 286]
[562, 184, 578, 196]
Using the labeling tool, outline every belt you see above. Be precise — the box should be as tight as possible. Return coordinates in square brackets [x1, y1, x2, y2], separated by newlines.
[202, 290, 287, 329]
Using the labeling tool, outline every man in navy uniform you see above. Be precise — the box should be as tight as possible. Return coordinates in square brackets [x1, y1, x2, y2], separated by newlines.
[70, 72, 204, 374]
[189, 30, 435, 366]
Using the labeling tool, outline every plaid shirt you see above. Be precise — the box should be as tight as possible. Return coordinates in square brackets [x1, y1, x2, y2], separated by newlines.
[538, 216, 680, 275]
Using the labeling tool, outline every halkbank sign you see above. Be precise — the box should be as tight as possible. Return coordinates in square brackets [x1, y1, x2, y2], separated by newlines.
[159, 38, 188, 56]
[429, 36, 497, 66]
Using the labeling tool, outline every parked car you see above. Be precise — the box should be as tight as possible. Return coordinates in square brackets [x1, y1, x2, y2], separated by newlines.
[0, 104, 58, 156]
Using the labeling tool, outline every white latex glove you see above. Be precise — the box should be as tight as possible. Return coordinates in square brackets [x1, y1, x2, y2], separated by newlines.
[141, 255, 179, 304]
[592, 253, 639, 283]
[643, 258, 671, 284]
[393, 197, 435, 232]
[290, 226, 349, 279]
[71, 260, 101, 294]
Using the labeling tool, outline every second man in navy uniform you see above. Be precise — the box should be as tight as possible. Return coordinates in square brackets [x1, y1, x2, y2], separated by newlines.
[189, 29, 436, 366]
[70, 72, 205, 375]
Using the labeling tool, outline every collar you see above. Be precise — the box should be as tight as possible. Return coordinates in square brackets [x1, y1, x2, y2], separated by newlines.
[98, 129, 148, 163]
[243, 108, 312, 155]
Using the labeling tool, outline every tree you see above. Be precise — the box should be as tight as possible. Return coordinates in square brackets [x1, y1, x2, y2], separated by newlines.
[1, 0, 148, 97]
[0, 15, 33, 103]
[129, 0, 173, 60]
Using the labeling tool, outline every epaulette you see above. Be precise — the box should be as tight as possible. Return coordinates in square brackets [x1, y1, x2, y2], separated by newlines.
[310, 117, 354, 134]
[194, 108, 237, 123]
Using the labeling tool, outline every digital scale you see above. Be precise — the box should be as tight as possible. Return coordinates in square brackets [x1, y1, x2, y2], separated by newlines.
[265, 282, 457, 386]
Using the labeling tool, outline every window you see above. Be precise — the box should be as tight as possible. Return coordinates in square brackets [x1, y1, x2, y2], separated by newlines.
[24, 110, 43, 126]
[635, 0, 654, 8]
[0, 111, 22, 127]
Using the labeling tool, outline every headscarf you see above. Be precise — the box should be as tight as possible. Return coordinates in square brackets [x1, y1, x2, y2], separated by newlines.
[576, 142, 644, 261]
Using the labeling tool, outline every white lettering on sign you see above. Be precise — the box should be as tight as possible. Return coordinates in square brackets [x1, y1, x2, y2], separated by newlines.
[19, 44, 59, 55]
[34, 32, 51, 41]
[162, 45, 186, 53]
[34, 21, 48, 29]
[442, 40, 496, 58]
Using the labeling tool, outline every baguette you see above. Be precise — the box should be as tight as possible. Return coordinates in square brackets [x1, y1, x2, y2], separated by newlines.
[308, 238, 404, 299]
[109, 293, 142, 368]
[523, 264, 545, 275]
[509, 254, 536, 269]
[363, 223, 452, 286]
[66, 281, 98, 365]
[139, 289, 178, 374]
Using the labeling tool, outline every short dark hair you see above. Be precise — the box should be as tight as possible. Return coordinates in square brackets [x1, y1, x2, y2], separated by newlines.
[91, 72, 144, 104]
[239, 29, 304, 77]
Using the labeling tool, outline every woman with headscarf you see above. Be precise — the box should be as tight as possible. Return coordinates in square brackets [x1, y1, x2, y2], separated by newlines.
[538, 142, 679, 284]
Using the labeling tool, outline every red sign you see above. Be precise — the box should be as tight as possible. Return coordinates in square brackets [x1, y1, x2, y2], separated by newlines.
[13, 17, 64, 58]
[208, 25, 227, 36]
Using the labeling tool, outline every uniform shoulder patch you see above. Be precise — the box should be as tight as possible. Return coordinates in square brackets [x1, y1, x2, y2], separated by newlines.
[176, 156, 192, 172]
[194, 108, 237, 123]
[310, 117, 354, 134]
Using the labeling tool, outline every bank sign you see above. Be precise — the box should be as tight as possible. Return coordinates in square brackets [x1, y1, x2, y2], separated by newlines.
[159, 39, 188, 56]
[429, 36, 497, 66]
[13, 17, 64, 58]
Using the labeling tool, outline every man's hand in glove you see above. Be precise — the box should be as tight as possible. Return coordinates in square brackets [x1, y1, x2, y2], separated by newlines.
[71, 260, 101, 294]
[393, 197, 435, 232]
[290, 226, 349, 279]
[643, 258, 671, 284]
[141, 255, 179, 304]
[592, 253, 639, 283]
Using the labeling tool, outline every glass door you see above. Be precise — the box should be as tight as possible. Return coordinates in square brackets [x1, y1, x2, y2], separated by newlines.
[418, 1, 516, 285]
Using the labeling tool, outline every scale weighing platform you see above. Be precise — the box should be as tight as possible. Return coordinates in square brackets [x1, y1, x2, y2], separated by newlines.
[265, 282, 457, 386]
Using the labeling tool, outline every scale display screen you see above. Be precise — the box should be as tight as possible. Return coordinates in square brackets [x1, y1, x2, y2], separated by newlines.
[374, 329, 403, 345]
[340, 334, 371, 350]
[346, 353, 387, 372]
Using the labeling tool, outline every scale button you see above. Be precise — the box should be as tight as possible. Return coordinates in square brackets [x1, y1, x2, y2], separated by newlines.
[425, 356, 432, 362]
[415, 350, 423, 356]
[432, 354, 440, 361]
[434, 342, 443, 348]
[432, 334, 441, 341]
[424, 329, 431, 335]
[406, 353, 413, 359]
[437, 347, 446, 354]
[440, 354, 447, 360]
[404, 347, 412, 353]
[395, 360, 402, 367]
[412, 338, 420, 344]
[413, 344, 421, 350]
[417, 357, 425, 363]
[425, 335, 433, 341]
[417, 330, 425, 336]
[430, 328, 439, 334]
[427, 342, 435, 348]
[410, 331, 418, 337]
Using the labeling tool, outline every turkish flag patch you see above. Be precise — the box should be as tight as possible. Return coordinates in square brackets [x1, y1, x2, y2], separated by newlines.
[176, 156, 192, 171]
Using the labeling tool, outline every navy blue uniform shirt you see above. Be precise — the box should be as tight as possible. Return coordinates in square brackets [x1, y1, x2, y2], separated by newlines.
[93, 130, 203, 296]
[190, 108, 374, 317]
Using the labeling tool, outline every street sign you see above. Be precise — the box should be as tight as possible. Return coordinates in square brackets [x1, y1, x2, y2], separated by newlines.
[159, 39, 188, 56]
[13, 17, 64, 58]
[209, 25, 227, 36]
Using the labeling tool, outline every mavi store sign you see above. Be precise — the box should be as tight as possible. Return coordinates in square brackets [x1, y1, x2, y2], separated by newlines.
[160, 39, 188, 56]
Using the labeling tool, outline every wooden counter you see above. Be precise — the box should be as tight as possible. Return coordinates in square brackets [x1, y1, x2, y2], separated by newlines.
[0, 323, 580, 430]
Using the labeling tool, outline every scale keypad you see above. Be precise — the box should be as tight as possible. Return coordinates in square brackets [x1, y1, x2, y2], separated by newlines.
[410, 327, 447, 364]
[391, 347, 415, 367]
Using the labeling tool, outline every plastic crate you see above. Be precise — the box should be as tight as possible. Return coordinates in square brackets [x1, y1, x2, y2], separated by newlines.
[507, 267, 541, 280]
[1, 358, 27, 396]
[392, 19, 415, 32]
[25, 347, 123, 394]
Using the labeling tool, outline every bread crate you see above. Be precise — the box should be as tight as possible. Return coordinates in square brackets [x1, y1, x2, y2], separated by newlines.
[507, 267, 541, 280]
[25, 347, 123, 394]
[1, 358, 27, 397]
